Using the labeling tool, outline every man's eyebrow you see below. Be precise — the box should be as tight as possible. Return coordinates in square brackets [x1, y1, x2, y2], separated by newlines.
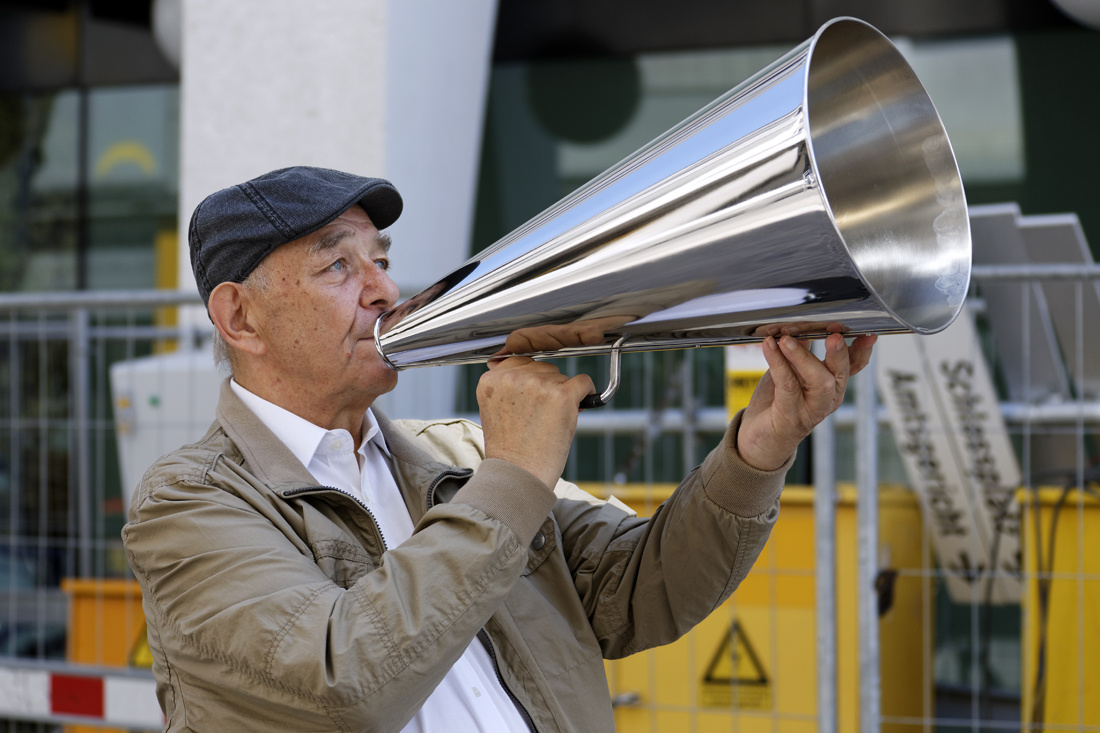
[308, 230, 392, 255]
[309, 229, 351, 255]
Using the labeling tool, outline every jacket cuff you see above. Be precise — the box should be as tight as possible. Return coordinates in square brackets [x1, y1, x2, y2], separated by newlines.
[701, 409, 793, 518]
[449, 458, 557, 545]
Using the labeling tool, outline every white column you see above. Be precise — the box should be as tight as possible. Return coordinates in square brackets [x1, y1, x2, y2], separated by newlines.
[178, 0, 389, 257]
[176, 0, 498, 418]
[376, 0, 498, 418]
[385, 0, 497, 293]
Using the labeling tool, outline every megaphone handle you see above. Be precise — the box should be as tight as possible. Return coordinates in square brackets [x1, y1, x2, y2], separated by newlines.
[579, 336, 626, 410]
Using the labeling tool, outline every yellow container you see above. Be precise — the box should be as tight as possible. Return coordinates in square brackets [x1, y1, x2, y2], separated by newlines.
[60, 579, 148, 733]
[1021, 488, 1100, 728]
[581, 483, 931, 733]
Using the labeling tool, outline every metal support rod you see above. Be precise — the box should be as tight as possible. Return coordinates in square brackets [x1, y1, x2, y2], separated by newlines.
[971, 263, 1100, 280]
[813, 383, 838, 733]
[6, 313, 23, 633]
[69, 309, 93, 578]
[681, 349, 697, 471]
[0, 289, 203, 311]
[856, 358, 880, 733]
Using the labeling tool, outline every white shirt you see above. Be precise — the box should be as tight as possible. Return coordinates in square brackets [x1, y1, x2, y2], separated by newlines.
[230, 381, 528, 732]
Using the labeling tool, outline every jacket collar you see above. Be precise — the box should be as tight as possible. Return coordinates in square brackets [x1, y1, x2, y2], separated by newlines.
[372, 409, 472, 518]
[215, 378, 465, 518]
[216, 378, 319, 491]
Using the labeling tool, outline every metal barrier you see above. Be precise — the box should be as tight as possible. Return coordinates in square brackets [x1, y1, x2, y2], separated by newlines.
[0, 272, 1097, 731]
[0, 291, 199, 731]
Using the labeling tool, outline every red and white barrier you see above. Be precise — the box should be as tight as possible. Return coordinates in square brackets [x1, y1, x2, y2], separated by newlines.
[0, 662, 163, 728]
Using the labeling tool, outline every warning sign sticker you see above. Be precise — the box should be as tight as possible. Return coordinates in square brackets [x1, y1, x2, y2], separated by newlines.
[701, 620, 770, 709]
[129, 624, 154, 669]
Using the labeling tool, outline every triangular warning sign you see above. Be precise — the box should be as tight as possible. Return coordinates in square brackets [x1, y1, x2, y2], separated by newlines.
[704, 620, 767, 685]
[130, 623, 154, 669]
[701, 620, 771, 709]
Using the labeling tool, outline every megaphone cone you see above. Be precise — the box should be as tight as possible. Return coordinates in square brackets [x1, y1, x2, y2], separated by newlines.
[376, 17, 970, 406]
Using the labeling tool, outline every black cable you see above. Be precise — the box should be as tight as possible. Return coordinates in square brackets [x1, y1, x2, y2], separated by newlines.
[1028, 477, 1075, 729]
[1028, 483, 1047, 728]
[978, 486, 1012, 721]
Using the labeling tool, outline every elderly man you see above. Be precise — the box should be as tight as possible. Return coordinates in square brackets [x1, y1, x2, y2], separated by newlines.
[122, 166, 874, 732]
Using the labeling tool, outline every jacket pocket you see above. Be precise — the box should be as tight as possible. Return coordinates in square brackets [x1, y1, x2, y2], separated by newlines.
[311, 539, 377, 589]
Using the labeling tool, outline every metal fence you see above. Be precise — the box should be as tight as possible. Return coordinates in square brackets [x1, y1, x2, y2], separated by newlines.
[0, 265, 1097, 731]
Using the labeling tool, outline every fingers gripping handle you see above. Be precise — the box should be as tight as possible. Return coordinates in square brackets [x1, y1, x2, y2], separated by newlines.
[579, 336, 626, 409]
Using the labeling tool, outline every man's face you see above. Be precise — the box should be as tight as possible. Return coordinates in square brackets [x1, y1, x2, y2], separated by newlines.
[248, 204, 400, 409]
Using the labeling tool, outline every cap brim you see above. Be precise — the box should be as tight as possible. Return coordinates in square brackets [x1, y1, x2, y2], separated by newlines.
[358, 181, 403, 230]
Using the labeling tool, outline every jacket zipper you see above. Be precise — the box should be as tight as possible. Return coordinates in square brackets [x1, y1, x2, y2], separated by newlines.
[424, 467, 472, 510]
[282, 485, 391, 550]
[287, 470, 538, 731]
[430, 469, 539, 732]
[478, 629, 538, 733]
[283, 465, 472, 547]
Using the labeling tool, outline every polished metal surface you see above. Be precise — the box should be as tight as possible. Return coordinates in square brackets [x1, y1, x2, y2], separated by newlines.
[376, 17, 971, 370]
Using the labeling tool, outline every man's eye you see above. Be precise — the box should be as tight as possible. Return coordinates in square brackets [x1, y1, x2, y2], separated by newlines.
[329, 259, 346, 272]
[375, 258, 390, 271]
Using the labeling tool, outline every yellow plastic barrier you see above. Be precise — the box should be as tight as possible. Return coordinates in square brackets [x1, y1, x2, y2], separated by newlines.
[582, 483, 930, 733]
[1021, 488, 1099, 729]
[60, 579, 148, 733]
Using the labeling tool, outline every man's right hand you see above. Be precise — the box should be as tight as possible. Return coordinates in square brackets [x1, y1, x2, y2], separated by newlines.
[476, 356, 595, 489]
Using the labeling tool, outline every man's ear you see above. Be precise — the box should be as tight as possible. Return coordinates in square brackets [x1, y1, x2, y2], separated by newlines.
[208, 282, 266, 356]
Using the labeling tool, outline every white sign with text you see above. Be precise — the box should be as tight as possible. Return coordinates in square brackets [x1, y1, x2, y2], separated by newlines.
[877, 313, 1022, 603]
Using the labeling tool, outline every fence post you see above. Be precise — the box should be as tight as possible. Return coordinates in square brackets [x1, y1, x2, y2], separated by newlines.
[857, 357, 880, 733]
[69, 307, 93, 578]
[813, 338, 838, 733]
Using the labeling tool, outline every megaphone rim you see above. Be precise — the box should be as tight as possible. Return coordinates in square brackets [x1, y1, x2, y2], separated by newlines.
[803, 16, 972, 336]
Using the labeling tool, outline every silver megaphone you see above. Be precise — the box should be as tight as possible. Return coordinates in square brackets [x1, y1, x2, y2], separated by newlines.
[375, 17, 971, 407]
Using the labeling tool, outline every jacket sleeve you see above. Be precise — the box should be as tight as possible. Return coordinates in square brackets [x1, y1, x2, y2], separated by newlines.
[551, 409, 789, 658]
[407, 411, 790, 660]
[122, 449, 554, 730]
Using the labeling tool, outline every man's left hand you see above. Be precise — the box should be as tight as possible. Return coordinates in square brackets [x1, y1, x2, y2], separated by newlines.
[737, 332, 877, 471]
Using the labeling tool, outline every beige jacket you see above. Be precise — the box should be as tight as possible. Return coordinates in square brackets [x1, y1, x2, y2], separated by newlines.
[122, 381, 787, 732]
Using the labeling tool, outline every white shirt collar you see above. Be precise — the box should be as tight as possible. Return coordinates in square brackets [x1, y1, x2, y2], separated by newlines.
[229, 379, 390, 470]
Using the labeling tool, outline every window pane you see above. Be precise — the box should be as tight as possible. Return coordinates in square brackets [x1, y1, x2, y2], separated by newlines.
[0, 90, 78, 292]
[87, 84, 179, 290]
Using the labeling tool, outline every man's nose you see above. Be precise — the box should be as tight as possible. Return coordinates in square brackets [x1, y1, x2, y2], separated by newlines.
[360, 266, 399, 309]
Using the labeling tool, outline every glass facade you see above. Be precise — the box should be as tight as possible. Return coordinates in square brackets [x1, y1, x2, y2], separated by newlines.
[0, 85, 179, 294]
[0, 91, 79, 292]
[0, 1, 179, 296]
